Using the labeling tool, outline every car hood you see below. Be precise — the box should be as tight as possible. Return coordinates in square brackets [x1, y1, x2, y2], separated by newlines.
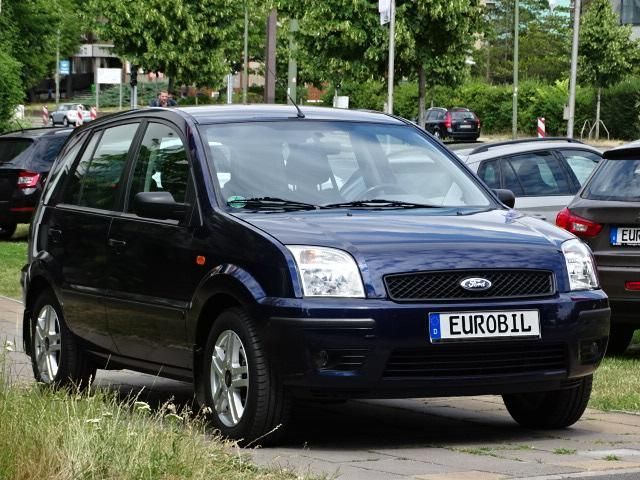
[232, 208, 574, 296]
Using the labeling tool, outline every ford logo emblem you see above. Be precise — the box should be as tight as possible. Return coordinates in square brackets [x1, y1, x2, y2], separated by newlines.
[460, 277, 492, 291]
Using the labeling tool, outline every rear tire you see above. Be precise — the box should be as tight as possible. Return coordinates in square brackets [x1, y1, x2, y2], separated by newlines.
[201, 307, 291, 446]
[30, 288, 96, 389]
[63, 117, 69, 127]
[503, 375, 592, 429]
[0, 222, 17, 240]
[607, 324, 635, 355]
[433, 129, 442, 140]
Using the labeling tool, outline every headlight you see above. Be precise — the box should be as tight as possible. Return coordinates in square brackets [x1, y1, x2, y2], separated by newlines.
[562, 239, 598, 291]
[286, 246, 365, 298]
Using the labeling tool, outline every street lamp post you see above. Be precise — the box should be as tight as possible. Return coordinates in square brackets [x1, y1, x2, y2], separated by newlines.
[512, 0, 519, 139]
[567, 0, 581, 138]
[55, 29, 60, 108]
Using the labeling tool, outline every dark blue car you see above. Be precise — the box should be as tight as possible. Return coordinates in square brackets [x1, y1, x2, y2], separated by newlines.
[22, 105, 610, 445]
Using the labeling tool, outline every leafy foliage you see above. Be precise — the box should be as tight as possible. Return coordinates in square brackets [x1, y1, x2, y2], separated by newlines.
[86, 0, 268, 88]
[0, 51, 25, 133]
[579, 0, 639, 89]
[0, 0, 82, 90]
[473, 0, 571, 84]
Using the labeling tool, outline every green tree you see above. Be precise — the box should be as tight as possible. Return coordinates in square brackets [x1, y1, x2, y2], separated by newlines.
[474, 0, 571, 85]
[0, 0, 83, 97]
[579, 0, 639, 139]
[279, 0, 482, 126]
[86, 0, 259, 89]
[0, 50, 25, 132]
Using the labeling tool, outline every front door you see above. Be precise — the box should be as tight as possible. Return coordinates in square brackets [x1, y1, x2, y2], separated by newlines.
[106, 121, 202, 368]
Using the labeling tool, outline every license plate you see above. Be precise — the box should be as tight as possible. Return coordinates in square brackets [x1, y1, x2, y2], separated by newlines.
[610, 227, 640, 246]
[459, 124, 472, 129]
[429, 310, 540, 343]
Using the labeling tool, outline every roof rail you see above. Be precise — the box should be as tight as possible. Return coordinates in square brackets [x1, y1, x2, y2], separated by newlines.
[0, 126, 63, 136]
[468, 137, 584, 155]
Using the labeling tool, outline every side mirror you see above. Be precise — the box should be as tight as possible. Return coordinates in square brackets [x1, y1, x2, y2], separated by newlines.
[132, 191, 188, 221]
[493, 188, 515, 208]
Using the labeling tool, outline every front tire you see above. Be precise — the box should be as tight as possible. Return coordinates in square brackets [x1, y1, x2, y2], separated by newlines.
[0, 222, 17, 240]
[503, 375, 592, 429]
[63, 117, 69, 127]
[30, 288, 96, 388]
[201, 307, 291, 446]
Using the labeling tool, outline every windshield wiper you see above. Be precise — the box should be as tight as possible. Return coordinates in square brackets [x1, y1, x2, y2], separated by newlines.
[227, 196, 319, 211]
[321, 199, 440, 209]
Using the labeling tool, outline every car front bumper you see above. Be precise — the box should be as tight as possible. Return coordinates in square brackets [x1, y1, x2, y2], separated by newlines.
[260, 291, 610, 400]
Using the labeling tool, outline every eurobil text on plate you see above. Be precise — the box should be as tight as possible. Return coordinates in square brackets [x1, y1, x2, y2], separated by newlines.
[429, 310, 541, 343]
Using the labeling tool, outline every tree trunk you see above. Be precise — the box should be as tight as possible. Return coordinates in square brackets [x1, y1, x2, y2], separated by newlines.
[595, 86, 601, 140]
[418, 64, 426, 129]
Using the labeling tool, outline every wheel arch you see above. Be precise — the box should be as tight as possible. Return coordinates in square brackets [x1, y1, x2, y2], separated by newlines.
[189, 266, 265, 397]
[22, 273, 56, 356]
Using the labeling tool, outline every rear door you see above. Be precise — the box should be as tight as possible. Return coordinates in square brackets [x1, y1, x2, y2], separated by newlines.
[451, 111, 479, 136]
[44, 122, 141, 350]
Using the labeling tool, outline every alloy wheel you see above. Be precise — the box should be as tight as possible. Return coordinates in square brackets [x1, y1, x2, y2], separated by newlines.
[210, 329, 249, 427]
[33, 305, 62, 383]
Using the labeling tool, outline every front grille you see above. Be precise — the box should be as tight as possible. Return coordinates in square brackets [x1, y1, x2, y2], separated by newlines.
[384, 343, 566, 378]
[384, 269, 554, 302]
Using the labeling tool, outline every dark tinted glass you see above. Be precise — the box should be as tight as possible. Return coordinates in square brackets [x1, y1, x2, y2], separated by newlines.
[507, 152, 570, 196]
[64, 123, 139, 210]
[28, 136, 68, 171]
[583, 159, 640, 202]
[451, 111, 476, 121]
[0, 139, 32, 165]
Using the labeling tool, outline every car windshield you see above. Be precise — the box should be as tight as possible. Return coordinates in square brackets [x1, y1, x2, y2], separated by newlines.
[0, 138, 32, 166]
[200, 121, 492, 209]
[582, 159, 640, 202]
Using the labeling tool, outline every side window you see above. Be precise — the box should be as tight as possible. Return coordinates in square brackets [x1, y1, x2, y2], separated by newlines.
[507, 152, 570, 196]
[560, 150, 601, 187]
[42, 132, 88, 205]
[477, 160, 501, 189]
[500, 159, 524, 195]
[127, 123, 190, 212]
[63, 123, 139, 210]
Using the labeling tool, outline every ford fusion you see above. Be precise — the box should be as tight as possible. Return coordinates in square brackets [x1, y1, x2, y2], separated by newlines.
[22, 105, 610, 445]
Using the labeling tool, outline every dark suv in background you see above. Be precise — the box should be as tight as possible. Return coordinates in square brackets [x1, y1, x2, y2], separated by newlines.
[0, 128, 72, 239]
[425, 107, 481, 142]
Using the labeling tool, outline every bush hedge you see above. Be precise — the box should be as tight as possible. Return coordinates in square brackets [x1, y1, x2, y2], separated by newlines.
[335, 77, 640, 140]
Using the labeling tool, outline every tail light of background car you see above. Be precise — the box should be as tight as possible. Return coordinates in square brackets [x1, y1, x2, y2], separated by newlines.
[17, 170, 40, 189]
[444, 112, 452, 129]
[556, 207, 603, 238]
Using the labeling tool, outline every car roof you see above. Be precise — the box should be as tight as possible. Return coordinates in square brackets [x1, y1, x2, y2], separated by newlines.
[0, 127, 73, 140]
[602, 140, 640, 160]
[457, 138, 602, 164]
[86, 105, 407, 127]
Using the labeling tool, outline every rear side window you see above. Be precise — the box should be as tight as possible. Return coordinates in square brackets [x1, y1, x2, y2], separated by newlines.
[451, 111, 476, 121]
[63, 123, 140, 210]
[507, 152, 570, 196]
[559, 150, 601, 187]
[583, 159, 640, 202]
[0, 139, 32, 166]
[477, 160, 501, 189]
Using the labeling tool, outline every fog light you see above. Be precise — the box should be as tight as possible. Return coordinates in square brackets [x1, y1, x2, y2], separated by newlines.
[314, 350, 329, 369]
[580, 339, 605, 364]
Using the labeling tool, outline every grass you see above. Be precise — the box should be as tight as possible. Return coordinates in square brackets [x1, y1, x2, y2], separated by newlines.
[590, 346, 640, 412]
[553, 448, 576, 455]
[0, 225, 29, 300]
[0, 353, 313, 480]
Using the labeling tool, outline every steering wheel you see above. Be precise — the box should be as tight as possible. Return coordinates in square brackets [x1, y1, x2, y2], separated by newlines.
[360, 183, 408, 198]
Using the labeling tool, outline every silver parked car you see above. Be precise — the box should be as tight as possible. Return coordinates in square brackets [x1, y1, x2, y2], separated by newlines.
[457, 138, 602, 222]
[49, 103, 93, 127]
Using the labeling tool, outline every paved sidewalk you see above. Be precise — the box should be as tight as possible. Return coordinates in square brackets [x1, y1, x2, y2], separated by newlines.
[3, 295, 640, 480]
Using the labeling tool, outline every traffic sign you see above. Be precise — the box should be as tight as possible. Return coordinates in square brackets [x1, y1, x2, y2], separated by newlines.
[59, 60, 70, 76]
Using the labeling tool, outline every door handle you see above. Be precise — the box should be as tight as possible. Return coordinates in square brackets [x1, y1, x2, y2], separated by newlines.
[531, 213, 547, 221]
[107, 238, 127, 251]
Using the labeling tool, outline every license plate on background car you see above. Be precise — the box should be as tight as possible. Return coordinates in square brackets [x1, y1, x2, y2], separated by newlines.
[459, 124, 472, 129]
[428, 310, 540, 342]
[610, 227, 640, 246]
